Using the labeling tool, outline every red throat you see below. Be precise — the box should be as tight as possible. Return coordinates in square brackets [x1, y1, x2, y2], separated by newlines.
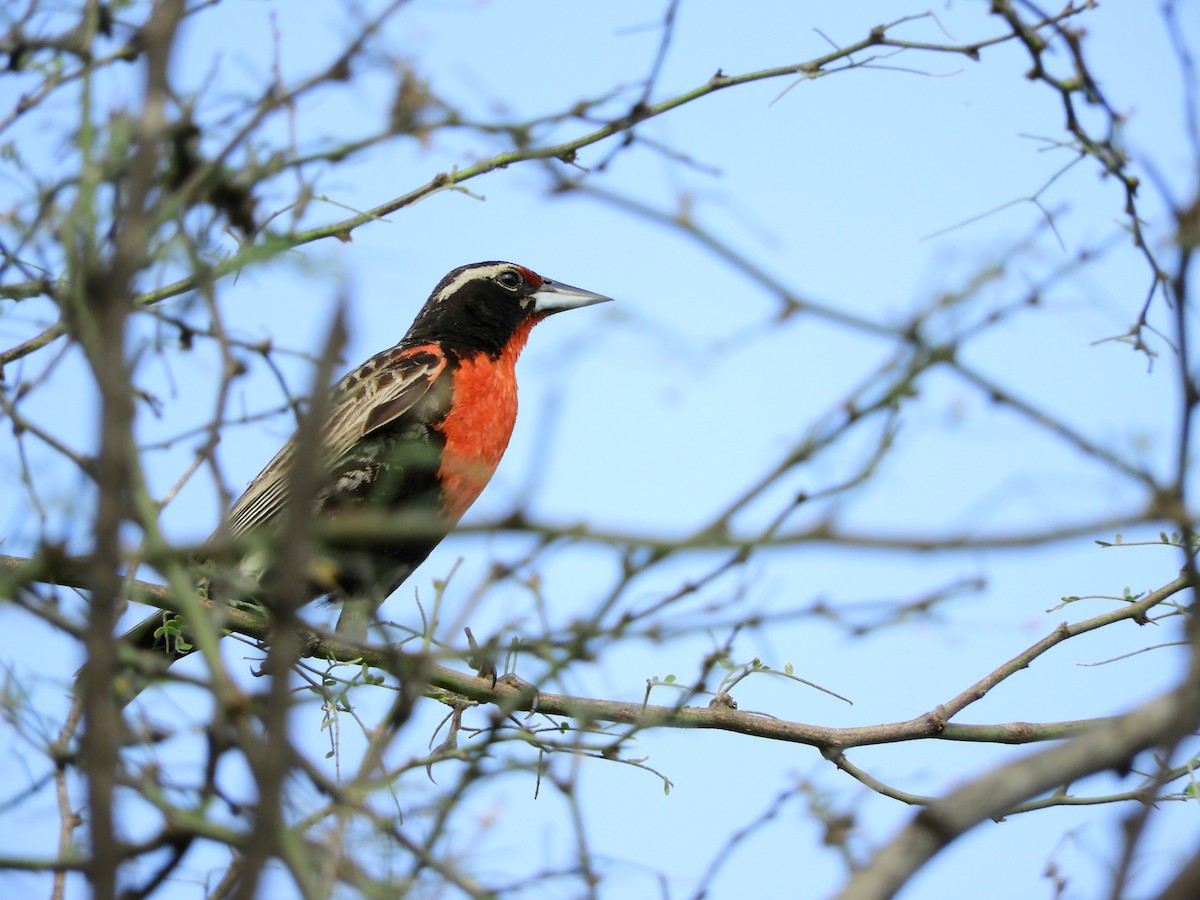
[434, 316, 540, 518]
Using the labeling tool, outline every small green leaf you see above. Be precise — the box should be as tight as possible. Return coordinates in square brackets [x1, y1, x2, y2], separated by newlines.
[153, 615, 184, 640]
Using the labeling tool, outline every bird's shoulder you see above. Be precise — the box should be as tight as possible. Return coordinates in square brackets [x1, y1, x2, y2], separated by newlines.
[327, 340, 451, 439]
[224, 341, 453, 537]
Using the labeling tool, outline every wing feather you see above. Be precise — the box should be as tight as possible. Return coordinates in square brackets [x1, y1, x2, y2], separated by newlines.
[224, 344, 446, 537]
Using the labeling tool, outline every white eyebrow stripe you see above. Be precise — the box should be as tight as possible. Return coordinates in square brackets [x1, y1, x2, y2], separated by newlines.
[431, 262, 516, 304]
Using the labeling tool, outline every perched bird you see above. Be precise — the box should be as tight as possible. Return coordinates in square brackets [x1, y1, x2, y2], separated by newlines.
[124, 261, 611, 661]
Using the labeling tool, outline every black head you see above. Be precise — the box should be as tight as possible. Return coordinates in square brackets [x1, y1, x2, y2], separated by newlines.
[404, 261, 611, 358]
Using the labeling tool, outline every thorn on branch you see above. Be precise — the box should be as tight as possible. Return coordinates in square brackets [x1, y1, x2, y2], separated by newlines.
[329, 54, 352, 82]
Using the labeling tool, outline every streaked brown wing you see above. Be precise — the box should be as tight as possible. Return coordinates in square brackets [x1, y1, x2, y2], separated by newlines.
[224, 344, 447, 536]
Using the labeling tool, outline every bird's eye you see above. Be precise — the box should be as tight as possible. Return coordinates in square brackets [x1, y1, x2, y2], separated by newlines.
[497, 270, 523, 291]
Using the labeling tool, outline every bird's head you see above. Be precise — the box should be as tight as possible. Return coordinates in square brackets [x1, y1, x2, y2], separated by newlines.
[407, 261, 612, 358]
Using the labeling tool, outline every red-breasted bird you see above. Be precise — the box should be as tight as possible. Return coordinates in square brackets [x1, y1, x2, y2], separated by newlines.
[124, 261, 611, 660]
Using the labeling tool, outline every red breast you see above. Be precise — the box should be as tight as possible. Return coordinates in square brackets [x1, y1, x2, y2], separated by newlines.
[434, 316, 538, 519]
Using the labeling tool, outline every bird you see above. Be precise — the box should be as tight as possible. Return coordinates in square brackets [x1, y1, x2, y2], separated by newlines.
[123, 261, 612, 663]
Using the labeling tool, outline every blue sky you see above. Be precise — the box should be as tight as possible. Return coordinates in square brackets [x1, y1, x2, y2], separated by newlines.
[1, 1, 1197, 897]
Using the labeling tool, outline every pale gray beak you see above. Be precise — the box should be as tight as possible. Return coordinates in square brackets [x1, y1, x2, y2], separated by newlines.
[532, 278, 614, 314]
